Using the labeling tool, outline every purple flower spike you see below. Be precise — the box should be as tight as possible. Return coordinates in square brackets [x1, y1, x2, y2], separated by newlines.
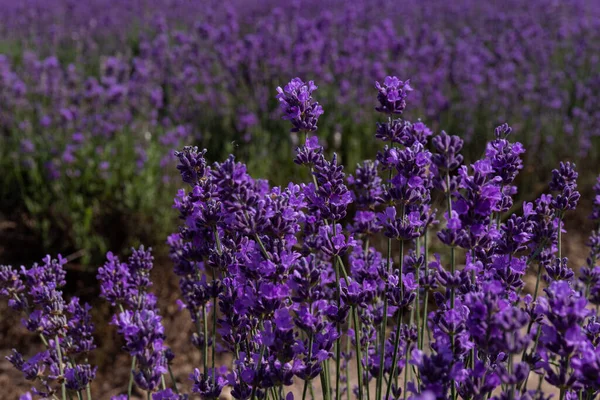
[375, 76, 412, 114]
[432, 131, 464, 172]
[175, 146, 208, 186]
[64, 364, 97, 391]
[276, 78, 324, 133]
[1, 256, 97, 397]
[550, 162, 578, 192]
[550, 162, 580, 213]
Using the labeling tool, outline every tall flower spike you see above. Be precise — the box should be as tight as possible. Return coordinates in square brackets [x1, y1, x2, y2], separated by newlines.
[295, 135, 324, 167]
[432, 131, 464, 173]
[347, 160, 382, 210]
[549, 162, 578, 192]
[486, 123, 525, 186]
[550, 162, 580, 212]
[308, 153, 353, 221]
[375, 118, 411, 144]
[1, 256, 96, 398]
[113, 306, 168, 391]
[174, 146, 208, 186]
[375, 76, 412, 114]
[276, 77, 324, 133]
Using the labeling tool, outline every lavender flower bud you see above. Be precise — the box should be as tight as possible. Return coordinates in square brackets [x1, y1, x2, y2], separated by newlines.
[375, 76, 412, 114]
[276, 78, 324, 133]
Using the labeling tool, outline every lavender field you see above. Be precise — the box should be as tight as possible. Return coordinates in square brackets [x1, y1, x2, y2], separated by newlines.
[1, 0, 600, 399]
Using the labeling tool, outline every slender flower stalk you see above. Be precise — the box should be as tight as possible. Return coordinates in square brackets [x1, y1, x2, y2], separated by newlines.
[420, 231, 430, 350]
[127, 357, 136, 400]
[445, 172, 456, 400]
[352, 308, 364, 400]
[333, 223, 342, 400]
[55, 337, 67, 400]
[385, 317, 403, 400]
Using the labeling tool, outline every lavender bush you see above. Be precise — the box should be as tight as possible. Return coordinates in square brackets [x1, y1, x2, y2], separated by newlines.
[1, 0, 600, 260]
[3, 77, 600, 399]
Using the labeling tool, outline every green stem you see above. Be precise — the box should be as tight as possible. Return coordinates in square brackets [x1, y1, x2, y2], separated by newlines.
[301, 333, 314, 400]
[331, 257, 355, 399]
[168, 365, 179, 394]
[415, 237, 421, 351]
[470, 249, 476, 370]
[363, 326, 371, 400]
[333, 223, 342, 400]
[384, 309, 403, 400]
[127, 356, 136, 400]
[403, 342, 410, 400]
[522, 218, 564, 393]
[249, 234, 274, 400]
[250, 345, 266, 400]
[558, 216, 563, 259]
[395, 207, 406, 390]
[520, 325, 542, 393]
[352, 306, 364, 400]
[420, 291, 429, 350]
[346, 328, 351, 400]
[446, 172, 457, 400]
[533, 259, 544, 303]
[214, 227, 222, 255]
[212, 296, 217, 385]
[202, 305, 208, 373]
[68, 357, 84, 400]
[55, 336, 67, 400]
[420, 231, 430, 350]
[326, 355, 333, 400]
[445, 171, 456, 307]
[376, 236, 392, 400]
[377, 138, 394, 400]
[320, 370, 330, 400]
[450, 252, 456, 308]
[254, 233, 270, 260]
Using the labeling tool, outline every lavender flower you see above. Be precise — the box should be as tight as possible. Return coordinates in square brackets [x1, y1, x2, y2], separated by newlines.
[113, 306, 168, 391]
[375, 76, 412, 114]
[276, 78, 324, 133]
[1, 256, 96, 398]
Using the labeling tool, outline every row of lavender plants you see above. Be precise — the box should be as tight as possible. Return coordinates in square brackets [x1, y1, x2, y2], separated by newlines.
[2, 77, 600, 399]
[1, 0, 600, 261]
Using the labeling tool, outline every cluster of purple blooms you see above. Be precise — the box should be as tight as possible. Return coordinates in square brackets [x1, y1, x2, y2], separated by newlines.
[98, 247, 174, 395]
[0, 256, 96, 399]
[4, 76, 600, 400]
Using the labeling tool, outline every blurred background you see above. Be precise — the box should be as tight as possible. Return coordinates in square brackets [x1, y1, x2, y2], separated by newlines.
[0, 0, 599, 396]
[1, 0, 599, 266]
